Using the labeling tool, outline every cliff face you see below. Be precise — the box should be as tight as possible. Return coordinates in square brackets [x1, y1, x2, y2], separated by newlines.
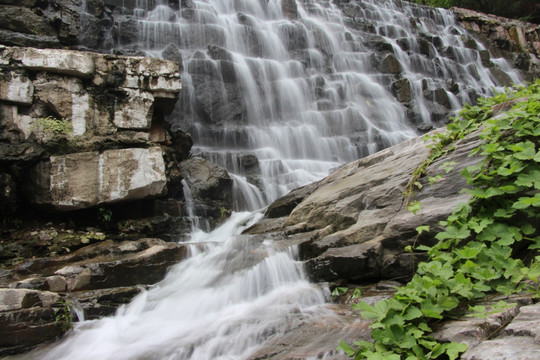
[0, 45, 184, 213]
[452, 7, 540, 81]
[0, 0, 81, 48]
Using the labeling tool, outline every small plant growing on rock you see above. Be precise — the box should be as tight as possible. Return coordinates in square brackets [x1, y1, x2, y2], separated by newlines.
[54, 299, 74, 332]
[219, 206, 228, 219]
[33, 116, 73, 137]
[98, 207, 113, 223]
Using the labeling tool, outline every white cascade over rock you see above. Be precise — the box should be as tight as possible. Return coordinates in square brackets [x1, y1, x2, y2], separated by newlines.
[103, 0, 521, 209]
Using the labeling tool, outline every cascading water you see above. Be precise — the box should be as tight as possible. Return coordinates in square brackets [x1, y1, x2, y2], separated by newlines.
[31, 1, 524, 359]
[105, 0, 519, 209]
[30, 212, 335, 360]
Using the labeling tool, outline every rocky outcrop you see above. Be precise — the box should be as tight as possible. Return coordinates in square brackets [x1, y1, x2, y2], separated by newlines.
[179, 156, 233, 218]
[0, 44, 237, 356]
[0, 235, 186, 355]
[0, 45, 182, 212]
[0, 0, 81, 48]
[453, 7, 540, 80]
[30, 147, 167, 210]
[433, 297, 540, 360]
[246, 127, 481, 283]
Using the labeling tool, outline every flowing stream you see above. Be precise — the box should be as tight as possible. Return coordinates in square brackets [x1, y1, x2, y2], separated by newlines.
[33, 0, 523, 358]
[35, 212, 336, 360]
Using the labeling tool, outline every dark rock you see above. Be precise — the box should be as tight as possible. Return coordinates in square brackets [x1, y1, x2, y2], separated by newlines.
[79, 13, 103, 51]
[0, 29, 61, 48]
[489, 67, 514, 86]
[391, 78, 412, 103]
[479, 49, 492, 67]
[0, 172, 17, 216]
[0, 6, 55, 36]
[0, 306, 62, 356]
[179, 157, 233, 203]
[169, 129, 193, 160]
[161, 43, 184, 72]
[305, 241, 382, 282]
[277, 22, 308, 51]
[418, 37, 435, 57]
[463, 36, 478, 50]
[71, 286, 145, 319]
[208, 45, 233, 62]
[115, 17, 139, 45]
[429, 88, 451, 109]
[396, 37, 412, 51]
[380, 54, 402, 74]
[366, 37, 395, 53]
[241, 154, 259, 170]
[265, 183, 318, 219]
[188, 64, 245, 126]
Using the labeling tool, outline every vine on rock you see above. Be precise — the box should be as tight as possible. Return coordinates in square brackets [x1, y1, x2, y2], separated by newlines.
[339, 80, 540, 359]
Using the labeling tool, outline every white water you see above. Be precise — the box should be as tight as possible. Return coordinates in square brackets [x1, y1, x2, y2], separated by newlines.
[32, 212, 330, 360]
[126, 0, 519, 209]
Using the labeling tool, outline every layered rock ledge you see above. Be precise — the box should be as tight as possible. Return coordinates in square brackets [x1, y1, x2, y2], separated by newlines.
[0, 45, 182, 211]
[0, 236, 186, 355]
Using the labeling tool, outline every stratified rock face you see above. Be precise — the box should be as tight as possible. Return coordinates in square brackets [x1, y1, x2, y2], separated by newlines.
[0, 236, 186, 355]
[0, 45, 182, 211]
[247, 127, 484, 283]
[453, 7, 540, 80]
[0, 0, 80, 48]
[12, 47, 95, 78]
[180, 157, 232, 201]
[0, 46, 181, 143]
[30, 147, 167, 209]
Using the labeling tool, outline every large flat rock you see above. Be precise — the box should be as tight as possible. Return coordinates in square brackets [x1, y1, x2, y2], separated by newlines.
[29, 147, 167, 209]
[247, 128, 483, 283]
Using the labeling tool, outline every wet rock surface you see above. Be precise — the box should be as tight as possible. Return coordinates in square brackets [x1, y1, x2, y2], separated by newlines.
[0, 0, 80, 49]
[179, 156, 234, 218]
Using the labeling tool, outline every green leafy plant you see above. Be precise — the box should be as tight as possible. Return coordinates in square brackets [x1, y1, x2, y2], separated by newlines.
[220, 206, 228, 219]
[331, 286, 349, 300]
[54, 299, 74, 332]
[341, 80, 540, 359]
[98, 207, 113, 223]
[33, 116, 73, 137]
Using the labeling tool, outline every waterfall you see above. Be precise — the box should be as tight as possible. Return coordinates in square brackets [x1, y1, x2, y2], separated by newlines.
[30, 1, 524, 359]
[103, 0, 520, 209]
